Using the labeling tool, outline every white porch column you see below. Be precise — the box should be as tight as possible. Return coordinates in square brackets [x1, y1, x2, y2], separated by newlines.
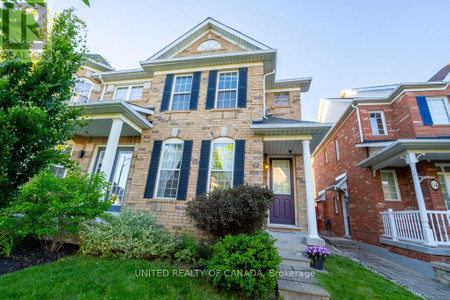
[342, 196, 350, 236]
[302, 139, 321, 240]
[404, 152, 437, 247]
[100, 118, 124, 180]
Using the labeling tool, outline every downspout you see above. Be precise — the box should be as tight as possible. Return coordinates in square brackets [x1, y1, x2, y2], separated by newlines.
[351, 103, 364, 143]
[99, 74, 106, 100]
[263, 70, 275, 119]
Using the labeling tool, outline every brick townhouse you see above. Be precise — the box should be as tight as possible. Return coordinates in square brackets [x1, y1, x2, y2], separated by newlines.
[65, 18, 332, 245]
[313, 65, 450, 270]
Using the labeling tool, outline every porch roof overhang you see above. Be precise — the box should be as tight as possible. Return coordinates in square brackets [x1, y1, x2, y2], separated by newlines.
[250, 117, 332, 154]
[356, 138, 450, 170]
[70, 100, 153, 137]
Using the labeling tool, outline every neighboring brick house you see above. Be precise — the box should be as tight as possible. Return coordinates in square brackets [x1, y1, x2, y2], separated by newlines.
[313, 65, 450, 265]
[65, 18, 331, 242]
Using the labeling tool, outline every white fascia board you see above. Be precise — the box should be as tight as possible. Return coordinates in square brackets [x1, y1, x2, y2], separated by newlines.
[147, 18, 272, 61]
[355, 141, 395, 148]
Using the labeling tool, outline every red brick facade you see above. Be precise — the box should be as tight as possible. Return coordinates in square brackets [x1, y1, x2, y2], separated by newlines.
[313, 85, 450, 263]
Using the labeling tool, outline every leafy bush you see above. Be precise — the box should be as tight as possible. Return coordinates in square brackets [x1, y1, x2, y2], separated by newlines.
[6, 168, 111, 251]
[208, 231, 281, 298]
[173, 233, 212, 265]
[186, 184, 274, 238]
[80, 210, 177, 260]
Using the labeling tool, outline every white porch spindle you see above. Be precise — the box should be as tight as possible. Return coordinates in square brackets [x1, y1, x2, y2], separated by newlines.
[100, 118, 124, 180]
[404, 153, 437, 247]
[387, 208, 398, 241]
[302, 139, 320, 239]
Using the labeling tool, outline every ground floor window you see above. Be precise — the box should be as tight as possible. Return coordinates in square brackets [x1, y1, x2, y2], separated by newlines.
[380, 170, 401, 201]
[155, 139, 184, 199]
[209, 138, 234, 191]
[52, 144, 73, 178]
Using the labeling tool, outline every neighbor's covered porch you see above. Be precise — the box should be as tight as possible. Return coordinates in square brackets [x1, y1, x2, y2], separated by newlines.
[71, 100, 153, 212]
[357, 139, 450, 255]
[251, 117, 332, 245]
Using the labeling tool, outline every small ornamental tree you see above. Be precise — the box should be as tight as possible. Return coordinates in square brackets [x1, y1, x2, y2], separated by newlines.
[186, 184, 274, 239]
[7, 168, 111, 252]
[0, 8, 88, 207]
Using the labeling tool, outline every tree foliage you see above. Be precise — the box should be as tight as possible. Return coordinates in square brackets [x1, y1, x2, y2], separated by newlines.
[0, 8, 88, 207]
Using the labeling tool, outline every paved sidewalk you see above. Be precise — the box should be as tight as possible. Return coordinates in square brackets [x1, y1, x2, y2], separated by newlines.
[328, 244, 450, 300]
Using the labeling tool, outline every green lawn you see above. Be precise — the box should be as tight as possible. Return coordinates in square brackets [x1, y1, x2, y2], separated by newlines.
[0, 255, 233, 300]
[315, 255, 421, 300]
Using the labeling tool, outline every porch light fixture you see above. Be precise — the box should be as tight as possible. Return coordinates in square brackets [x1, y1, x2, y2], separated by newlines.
[78, 150, 85, 159]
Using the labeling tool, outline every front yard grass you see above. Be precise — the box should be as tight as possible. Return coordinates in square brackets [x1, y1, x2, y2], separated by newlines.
[0, 255, 233, 300]
[315, 255, 421, 300]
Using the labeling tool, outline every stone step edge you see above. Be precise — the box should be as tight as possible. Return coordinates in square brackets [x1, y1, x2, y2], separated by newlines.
[277, 279, 330, 298]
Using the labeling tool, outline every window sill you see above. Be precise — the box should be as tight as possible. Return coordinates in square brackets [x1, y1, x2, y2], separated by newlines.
[430, 124, 450, 127]
[210, 108, 241, 112]
[164, 110, 192, 114]
[149, 198, 186, 203]
[273, 105, 292, 108]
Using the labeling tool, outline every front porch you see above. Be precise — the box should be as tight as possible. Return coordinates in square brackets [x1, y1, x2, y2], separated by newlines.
[251, 116, 332, 245]
[357, 139, 450, 258]
[70, 100, 153, 212]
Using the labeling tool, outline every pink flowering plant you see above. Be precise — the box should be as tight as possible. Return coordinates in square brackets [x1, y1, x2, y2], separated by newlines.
[306, 246, 331, 259]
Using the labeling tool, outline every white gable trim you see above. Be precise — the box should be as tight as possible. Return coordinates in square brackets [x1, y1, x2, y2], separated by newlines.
[148, 18, 272, 61]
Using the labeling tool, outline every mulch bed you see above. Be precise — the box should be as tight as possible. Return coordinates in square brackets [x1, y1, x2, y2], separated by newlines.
[0, 243, 79, 276]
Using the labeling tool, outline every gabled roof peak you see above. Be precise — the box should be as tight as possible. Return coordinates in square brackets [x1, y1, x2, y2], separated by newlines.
[147, 17, 272, 61]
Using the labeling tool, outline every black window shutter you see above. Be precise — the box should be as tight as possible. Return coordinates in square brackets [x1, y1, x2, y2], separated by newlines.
[233, 140, 245, 186]
[196, 140, 211, 195]
[160, 74, 174, 111]
[206, 71, 217, 109]
[189, 72, 201, 110]
[144, 141, 162, 198]
[177, 140, 193, 200]
[237, 68, 248, 108]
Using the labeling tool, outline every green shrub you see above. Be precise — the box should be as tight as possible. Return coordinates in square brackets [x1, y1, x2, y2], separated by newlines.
[186, 184, 274, 238]
[5, 168, 110, 252]
[208, 231, 281, 298]
[79, 210, 177, 260]
[173, 233, 212, 265]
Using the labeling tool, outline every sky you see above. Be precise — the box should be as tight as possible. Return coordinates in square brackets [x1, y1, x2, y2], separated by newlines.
[51, 0, 450, 121]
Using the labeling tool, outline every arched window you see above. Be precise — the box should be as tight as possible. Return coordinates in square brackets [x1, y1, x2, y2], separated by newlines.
[155, 138, 184, 199]
[197, 40, 221, 51]
[208, 137, 234, 191]
[73, 78, 93, 102]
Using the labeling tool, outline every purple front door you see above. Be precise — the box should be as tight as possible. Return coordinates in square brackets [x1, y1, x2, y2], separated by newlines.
[269, 158, 295, 225]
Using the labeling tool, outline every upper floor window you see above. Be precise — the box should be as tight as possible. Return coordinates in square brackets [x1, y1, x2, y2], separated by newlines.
[73, 78, 93, 102]
[335, 139, 340, 161]
[369, 111, 387, 135]
[114, 85, 144, 101]
[216, 71, 238, 109]
[380, 170, 401, 201]
[427, 98, 450, 125]
[197, 40, 221, 51]
[171, 75, 193, 111]
[274, 93, 290, 106]
[156, 139, 184, 199]
[209, 138, 235, 191]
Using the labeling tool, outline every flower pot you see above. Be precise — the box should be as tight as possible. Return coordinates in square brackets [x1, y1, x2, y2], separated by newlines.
[313, 257, 325, 270]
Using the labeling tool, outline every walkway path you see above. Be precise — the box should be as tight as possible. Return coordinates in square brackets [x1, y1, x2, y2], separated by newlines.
[329, 243, 450, 300]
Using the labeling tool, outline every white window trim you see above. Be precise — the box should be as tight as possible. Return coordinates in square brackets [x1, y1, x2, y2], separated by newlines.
[113, 85, 144, 101]
[426, 97, 450, 125]
[72, 78, 93, 102]
[334, 196, 339, 213]
[335, 139, 340, 161]
[215, 70, 239, 109]
[380, 169, 402, 201]
[154, 138, 184, 200]
[325, 150, 328, 164]
[169, 74, 193, 111]
[207, 137, 235, 192]
[369, 110, 388, 136]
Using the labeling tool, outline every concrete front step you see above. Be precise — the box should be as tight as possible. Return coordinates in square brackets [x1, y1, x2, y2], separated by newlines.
[280, 253, 311, 269]
[275, 241, 308, 253]
[278, 279, 330, 300]
[322, 236, 359, 250]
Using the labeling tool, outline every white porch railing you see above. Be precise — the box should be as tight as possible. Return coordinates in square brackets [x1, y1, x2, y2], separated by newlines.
[380, 209, 450, 245]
